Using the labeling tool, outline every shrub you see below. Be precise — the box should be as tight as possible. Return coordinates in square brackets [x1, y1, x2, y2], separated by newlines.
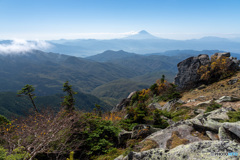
[119, 119, 138, 131]
[67, 151, 74, 160]
[130, 92, 139, 105]
[153, 110, 169, 129]
[0, 146, 29, 160]
[226, 110, 240, 122]
[0, 115, 9, 126]
[133, 103, 148, 123]
[6, 146, 30, 160]
[0, 109, 82, 160]
[205, 103, 221, 113]
[124, 103, 149, 124]
[82, 114, 120, 156]
[160, 110, 172, 119]
[150, 83, 158, 95]
[138, 89, 150, 102]
[0, 146, 6, 160]
[155, 108, 192, 123]
[119, 103, 149, 130]
[95, 148, 125, 160]
[198, 55, 238, 83]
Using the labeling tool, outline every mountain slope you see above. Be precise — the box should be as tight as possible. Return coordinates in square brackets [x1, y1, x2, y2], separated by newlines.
[86, 50, 137, 62]
[0, 50, 139, 95]
[108, 54, 178, 73]
[91, 79, 149, 106]
[0, 50, 180, 114]
[0, 91, 111, 118]
[110, 53, 240, 160]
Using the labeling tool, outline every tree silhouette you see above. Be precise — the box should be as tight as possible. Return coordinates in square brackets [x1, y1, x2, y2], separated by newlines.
[161, 74, 165, 84]
[61, 81, 77, 111]
[18, 84, 39, 113]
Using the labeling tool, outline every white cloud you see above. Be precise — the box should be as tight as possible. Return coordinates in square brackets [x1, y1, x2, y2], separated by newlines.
[0, 39, 52, 54]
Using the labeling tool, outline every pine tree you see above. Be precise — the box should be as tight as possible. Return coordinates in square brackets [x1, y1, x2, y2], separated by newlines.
[61, 81, 77, 111]
[17, 84, 39, 113]
[161, 75, 165, 84]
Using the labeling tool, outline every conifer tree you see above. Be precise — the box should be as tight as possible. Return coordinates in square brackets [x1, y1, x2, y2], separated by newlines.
[18, 84, 39, 113]
[95, 104, 102, 117]
[161, 74, 165, 84]
[62, 81, 77, 111]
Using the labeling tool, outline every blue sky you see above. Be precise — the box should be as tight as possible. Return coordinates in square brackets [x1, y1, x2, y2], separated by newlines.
[0, 0, 240, 40]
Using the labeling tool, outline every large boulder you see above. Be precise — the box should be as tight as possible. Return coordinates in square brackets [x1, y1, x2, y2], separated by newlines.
[162, 99, 185, 111]
[227, 78, 239, 85]
[144, 107, 234, 151]
[218, 126, 233, 141]
[145, 122, 202, 150]
[223, 122, 240, 139]
[118, 140, 240, 160]
[174, 54, 210, 90]
[206, 107, 231, 121]
[174, 52, 240, 90]
[147, 103, 161, 110]
[116, 108, 240, 160]
[215, 96, 240, 103]
[131, 124, 157, 139]
[188, 107, 232, 131]
[211, 52, 240, 73]
[212, 52, 230, 59]
[118, 130, 132, 146]
[196, 100, 213, 107]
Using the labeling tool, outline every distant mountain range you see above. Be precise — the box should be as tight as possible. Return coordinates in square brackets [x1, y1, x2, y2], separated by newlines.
[1, 30, 240, 57]
[0, 49, 173, 114]
[41, 30, 240, 57]
[1, 30, 240, 117]
[1, 48, 236, 113]
[86, 50, 137, 62]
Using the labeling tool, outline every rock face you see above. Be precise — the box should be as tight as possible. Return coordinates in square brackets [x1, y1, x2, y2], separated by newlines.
[213, 52, 230, 58]
[147, 103, 161, 110]
[162, 99, 185, 111]
[228, 78, 239, 85]
[114, 52, 240, 160]
[131, 124, 156, 139]
[215, 96, 240, 103]
[174, 54, 210, 90]
[223, 122, 240, 139]
[111, 91, 136, 112]
[174, 52, 240, 90]
[115, 105, 240, 160]
[212, 52, 240, 71]
[146, 107, 233, 150]
[118, 130, 132, 146]
[145, 122, 202, 150]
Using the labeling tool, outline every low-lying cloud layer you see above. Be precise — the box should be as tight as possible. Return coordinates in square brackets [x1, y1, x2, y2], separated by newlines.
[0, 39, 52, 54]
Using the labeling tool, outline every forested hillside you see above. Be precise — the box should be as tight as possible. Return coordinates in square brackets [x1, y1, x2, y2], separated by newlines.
[1, 49, 239, 114]
[1, 52, 240, 160]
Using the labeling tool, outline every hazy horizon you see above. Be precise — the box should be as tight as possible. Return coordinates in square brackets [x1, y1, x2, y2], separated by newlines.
[1, 30, 240, 41]
[0, 0, 240, 40]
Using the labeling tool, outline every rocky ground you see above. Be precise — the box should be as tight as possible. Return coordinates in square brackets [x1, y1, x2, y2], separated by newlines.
[116, 97, 240, 159]
[114, 53, 240, 160]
